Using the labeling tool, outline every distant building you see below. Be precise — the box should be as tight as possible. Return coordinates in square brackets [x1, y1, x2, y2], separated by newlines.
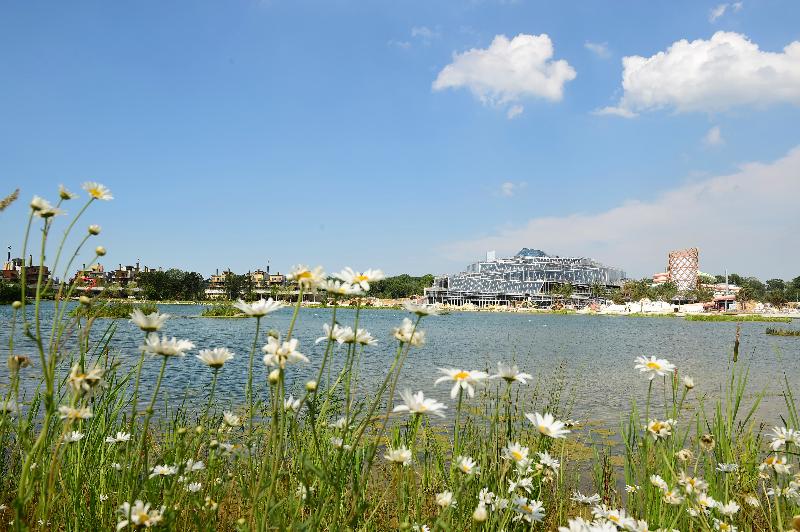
[426, 248, 625, 307]
[667, 247, 699, 292]
[205, 268, 232, 300]
[3, 252, 51, 287]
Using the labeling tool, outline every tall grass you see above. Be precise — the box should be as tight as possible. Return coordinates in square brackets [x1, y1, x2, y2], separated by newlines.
[1, 185, 799, 531]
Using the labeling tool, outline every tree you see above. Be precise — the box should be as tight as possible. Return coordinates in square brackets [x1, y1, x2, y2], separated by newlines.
[368, 274, 434, 299]
[224, 274, 247, 300]
[653, 281, 678, 302]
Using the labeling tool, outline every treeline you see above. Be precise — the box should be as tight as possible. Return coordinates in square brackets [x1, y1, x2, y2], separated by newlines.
[136, 269, 205, 301]
[368, 274, 435, 299]
[595, 274, 800, 306]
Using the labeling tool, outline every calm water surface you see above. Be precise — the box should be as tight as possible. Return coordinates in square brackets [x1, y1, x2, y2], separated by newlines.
[2, 303, 799, 427]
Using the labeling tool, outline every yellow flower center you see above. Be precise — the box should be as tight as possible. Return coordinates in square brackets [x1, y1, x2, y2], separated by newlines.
[609, 515, 620, 523]
[646, 361, 661, 370]
[355, 274, 368, 282]
[454, 371, 470, 381]
[511, 450, 524, 461]
[538, 424, 550, 435]
[296, 271, 312, 279]
[88, 188, 103, 199]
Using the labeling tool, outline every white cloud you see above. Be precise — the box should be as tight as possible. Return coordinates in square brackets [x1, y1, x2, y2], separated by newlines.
[443, 146, 800, 279]
[411, 26, 441, 41]
[432, 33, 577, 115]
[710, 1, 744, 21]
[506, 104, 524, 119]
[584, 41, 611, 59]
[388, 40, 411, 50]
[598, 32, 800, 117]
[703, 125, 725, 146]
[709, 3, 728, 22]
[499, 181, 526, 197]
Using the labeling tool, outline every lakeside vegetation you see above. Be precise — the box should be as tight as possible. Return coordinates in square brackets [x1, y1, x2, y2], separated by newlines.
[71, 301, 158, 319]
[1, 184, 800, 531]
[200, 304, 243, 317]
[685, 314, 792, 323]
[766, 327, 800, 337]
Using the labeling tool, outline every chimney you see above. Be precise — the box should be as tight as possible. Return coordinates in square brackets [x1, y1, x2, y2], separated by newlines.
[83, 263, 86, 270]
[29, 254, 33, 266]
[216, 268, 219, 276]
[6, 247, 10, 262]
[267, 264, 270, 274]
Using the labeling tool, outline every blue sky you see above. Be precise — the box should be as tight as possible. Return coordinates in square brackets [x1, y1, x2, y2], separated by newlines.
[1, 0, 799, 280]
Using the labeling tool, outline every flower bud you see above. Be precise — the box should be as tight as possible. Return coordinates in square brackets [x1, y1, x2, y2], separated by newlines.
[177, 427, 188, 435]
[88, 224, 101, 235]
[195, 425, 204, 434]
[7, 355, 32, 372]
[79, 295, 91, 306]
[209, 439, 219, 449]
[59, 185, 75, 200]
[268, 369, 280, 385]
[683, 376, 694, 390]
[267, 329, 280, 339]
[791, 514, 800, 531]
[236, 518, 246, 527]
[11, 300, 22, 309]
[305, 380, 318, 392]
[95, 246, 106, 256]
[472, 504, 488, 522]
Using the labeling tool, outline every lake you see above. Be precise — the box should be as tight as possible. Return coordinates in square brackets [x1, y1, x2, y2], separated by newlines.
[2, 302, 799, 427]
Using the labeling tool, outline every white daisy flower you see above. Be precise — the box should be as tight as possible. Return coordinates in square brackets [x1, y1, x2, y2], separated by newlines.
[760, 455, 791, 475]
[262, 337, 309, 368]
[63, 431, 85, 443]
[435, 368, 489, 399]
[384, 445, 412, 466]
[333, 267, 384, 292]
[392, 318, 425, 347]
[645, 418, 676, 440]
[570, 491, 601, 505]
[59, 185, 77, 200]
[537, 451, 560, 472]
[491, 362, 532, 384]
[222, 411, 241, 427]
[716, 463, 738, 473]
[650, 474, 668, 491]
[196, 347, 235, 369]
[634, 355, 676, 379]
[512, 497, 544, 523]
[717, 500, 739, 516]
[186, 482, 202, 493]
[140, 333, 195, 357]
[524, 412, 570, 439]
[402, 302, 440, 316]
[185, 459, 204, 472]
[149, 465, 178, 479]
[284, 395, 301, 414]
[503, 441, 529, 464]
[287, 265, 326, 290]
[105, 432, 132, 444]
[392, 389, 447, 418]
[318, 279, 363, 296]
[455, 455, 479, 475]
[769, 426, 797, 451]
[129, 309, 170, 332]
[117, 500, 162, 530]
[232, 298, 285, 317]
[82, 182, 113, 200]
[435, 491, 455, 508]
[58, 405, 93, 421]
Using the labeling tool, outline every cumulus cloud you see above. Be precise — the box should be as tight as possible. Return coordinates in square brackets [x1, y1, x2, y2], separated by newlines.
[432, 33, 577, 118]
[598, 32, 800, 117]
[584, 41, 611, 59]
[442, 146, 800, 279]
[703, 125, 724, 146]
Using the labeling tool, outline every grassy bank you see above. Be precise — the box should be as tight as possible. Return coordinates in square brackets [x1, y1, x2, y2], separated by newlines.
[71, 301, 158, 318]
[685, 314, 792, 323]
[766, 327, 800, 337]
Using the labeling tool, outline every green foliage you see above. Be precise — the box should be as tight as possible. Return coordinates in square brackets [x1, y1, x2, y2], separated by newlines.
[0, 282, 21, 304]
[136, 269, 205, 301]
[765, 327, 800, 336]
[73, 301, 158, 318]
[200, 304, 242, 317]
[685, 314, 791, 323]
[368, 274, 434, 299]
